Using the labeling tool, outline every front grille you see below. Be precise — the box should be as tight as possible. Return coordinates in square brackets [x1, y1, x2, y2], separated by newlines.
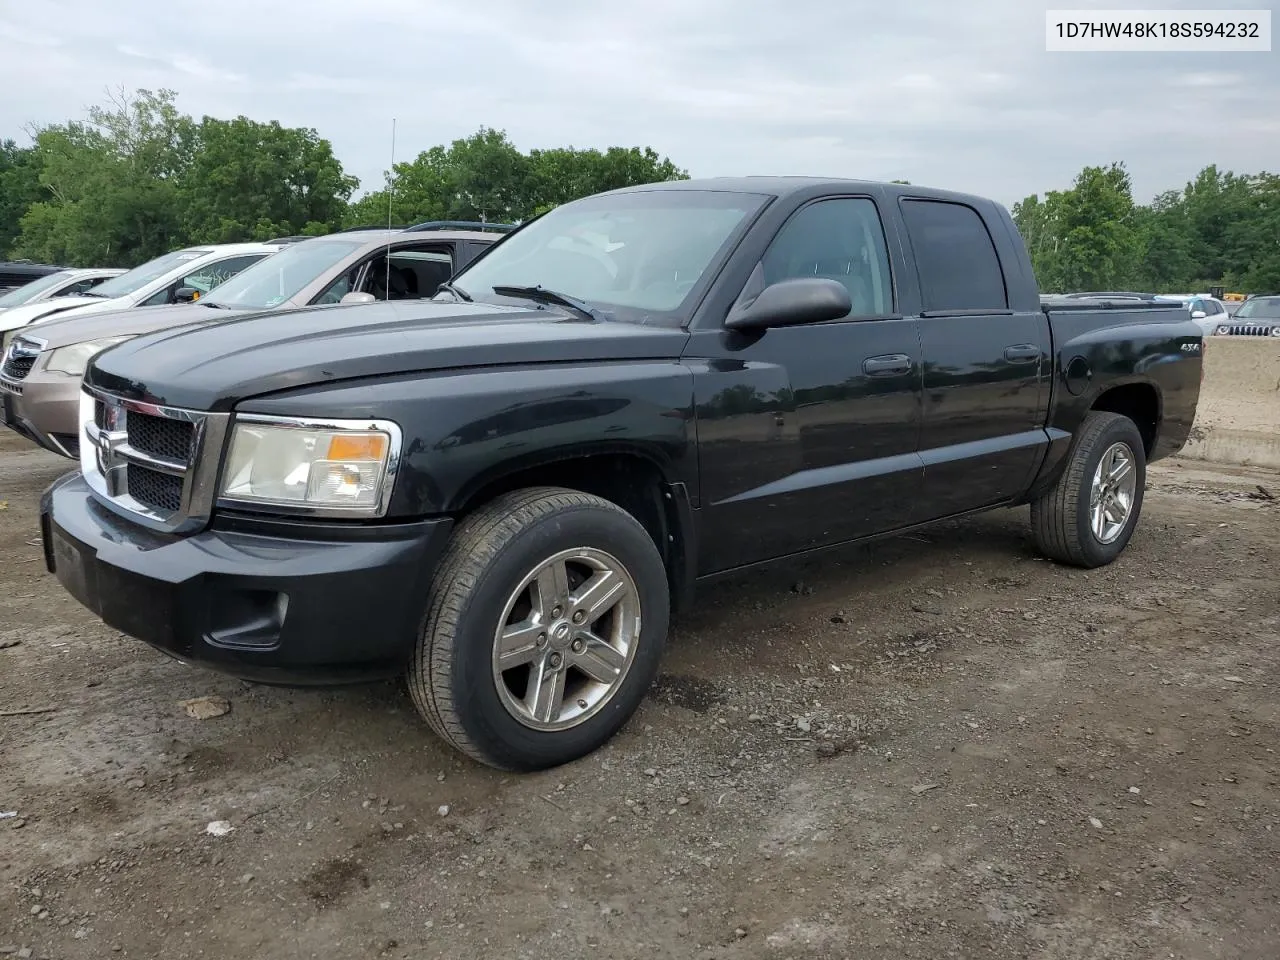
[0, 336, 43, 392]
[126, 410, 195, 462]
[80, 390, 227, 529]
[126, 464, 184, 513]
[1218, 323, 1279, 337]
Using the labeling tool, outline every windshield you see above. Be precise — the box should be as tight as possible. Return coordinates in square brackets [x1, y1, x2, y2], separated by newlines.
[449, 189, 768, 324]
[1235, 297, 1280, 320]
[0, 270, 76, 307]
[207, 238, 365, 309]
[91, 249, 212, 299]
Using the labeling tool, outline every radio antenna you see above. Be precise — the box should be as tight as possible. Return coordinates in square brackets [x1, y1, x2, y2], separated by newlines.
[385, 117, 396, 299]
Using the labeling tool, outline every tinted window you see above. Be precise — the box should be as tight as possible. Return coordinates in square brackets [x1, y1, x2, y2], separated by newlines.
[761, 198, 893, 317]
[183, 255, 267, 294]
[901, 200, 1007, 312]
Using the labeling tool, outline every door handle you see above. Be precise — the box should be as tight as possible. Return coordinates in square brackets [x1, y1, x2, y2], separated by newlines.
[1003, 344, 1041, 363]
[862, 354, 913, 377]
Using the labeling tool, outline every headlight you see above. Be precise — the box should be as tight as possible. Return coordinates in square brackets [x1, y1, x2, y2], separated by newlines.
[218, 416, 401, 517]
[45, 336, 133, 376]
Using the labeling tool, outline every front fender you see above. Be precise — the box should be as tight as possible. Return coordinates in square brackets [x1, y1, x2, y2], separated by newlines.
[235, 361, 698, 517]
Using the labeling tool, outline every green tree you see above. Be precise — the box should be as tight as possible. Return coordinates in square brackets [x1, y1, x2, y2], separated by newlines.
[180, 116, 356, 242]
[14, 88, 193, 266]
[0, 140, 42, 257]
[347, 129, 688, 227]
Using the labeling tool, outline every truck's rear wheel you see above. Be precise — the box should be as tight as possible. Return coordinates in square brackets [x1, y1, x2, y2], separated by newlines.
[1030, 411, 1146, 568]
[408, 487, 669, 770]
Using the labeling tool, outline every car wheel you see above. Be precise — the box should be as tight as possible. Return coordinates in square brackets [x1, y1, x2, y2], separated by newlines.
[407, 486, 670, 771]
[1030, 412, 1147, 568]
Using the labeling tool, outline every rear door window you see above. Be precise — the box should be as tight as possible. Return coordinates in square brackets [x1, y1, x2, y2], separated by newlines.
[900, 200, 1007, 312]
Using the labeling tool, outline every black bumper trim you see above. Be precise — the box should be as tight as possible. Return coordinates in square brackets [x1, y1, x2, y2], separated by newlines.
[41, 472, 453, 685]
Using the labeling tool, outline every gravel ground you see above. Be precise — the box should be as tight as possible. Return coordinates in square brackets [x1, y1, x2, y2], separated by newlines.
[1, 429, 1277, 960]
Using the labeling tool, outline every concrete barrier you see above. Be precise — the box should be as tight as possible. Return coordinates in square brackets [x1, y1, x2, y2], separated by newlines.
[1180, 337, 1280, 469]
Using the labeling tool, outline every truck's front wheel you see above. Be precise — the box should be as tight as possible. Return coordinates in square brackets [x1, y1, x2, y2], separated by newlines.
[1030, 411, 1147, 568]
[408, 487, 669, 771]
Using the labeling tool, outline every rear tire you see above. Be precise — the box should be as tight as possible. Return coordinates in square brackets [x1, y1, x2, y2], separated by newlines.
[1030, 412, 1146, 568]
[407, 486, 669, 771]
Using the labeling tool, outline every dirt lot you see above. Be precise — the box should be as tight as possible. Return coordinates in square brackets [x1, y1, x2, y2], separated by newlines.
[1, 428, 1277, 960]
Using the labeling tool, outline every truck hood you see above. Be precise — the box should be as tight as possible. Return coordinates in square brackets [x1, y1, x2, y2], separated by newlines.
[12, 301, 221, 350]
[0, 294, 128, 333]
[85, 299, 691, 411]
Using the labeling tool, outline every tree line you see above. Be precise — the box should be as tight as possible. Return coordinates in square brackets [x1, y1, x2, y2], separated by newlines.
[0, 89, 688, 268]
[1013, 162, 1279, 294]
[2, 90, 1276, 293]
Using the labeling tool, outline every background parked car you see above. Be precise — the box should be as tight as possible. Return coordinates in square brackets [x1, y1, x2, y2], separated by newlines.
[0, 241, 294, 349]
[0, 260, 66, 293]
[0, 268, 125, 315]
[1153, 293, 1231, 336]
[0, 222, 509, 458]
[1213, 295, 1280, 337]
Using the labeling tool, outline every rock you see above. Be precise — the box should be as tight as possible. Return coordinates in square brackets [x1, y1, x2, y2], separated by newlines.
[1190, 799, 1207, 808]
[205, 820, 234, 837]
[10, 820, 24, 829]
[1128, 787, 1141, 795]
[796, 718, 812, 733]
[911, 783, 941, 795]
[1088, 816, 1104, 830]
[829, 614, 846, 624]
[1223, 676, 1247, 684]
[240, 873, 254, 884]
[734, 927, 748, 939]
[29, 906, 41, 916]
[17, 951, 31, 960]
[436, 805, 450, 817]
[29, 889, 40, 900]
[643, 768, 658, 777]
[748, 713, 764, 722]
[911, 602, 942, 615]
[180, 696, 231, 720]
[126, 779, 145, 790]
[677, 796, 690, 806]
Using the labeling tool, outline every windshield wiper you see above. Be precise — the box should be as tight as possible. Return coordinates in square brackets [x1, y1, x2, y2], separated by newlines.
[437, 281, 472, 302]
[75, 291, 109, 298]
[200, 300, 229, 309]
[491, 285, 602, 322]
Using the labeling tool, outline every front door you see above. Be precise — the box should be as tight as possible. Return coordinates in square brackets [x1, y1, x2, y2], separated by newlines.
[900, 198, 1051, 519]
[693, 196, 925, 573]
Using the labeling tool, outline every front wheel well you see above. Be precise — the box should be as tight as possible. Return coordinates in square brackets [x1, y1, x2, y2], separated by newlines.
[455, 454, 685, 598]
[1090, 383, 1160, 456]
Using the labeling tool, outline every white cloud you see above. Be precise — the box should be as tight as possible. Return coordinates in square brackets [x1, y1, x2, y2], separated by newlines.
[0, 0, 1276, 208]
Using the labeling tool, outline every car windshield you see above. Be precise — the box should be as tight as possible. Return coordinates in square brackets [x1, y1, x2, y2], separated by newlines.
[0, 270, 75, 307]
[91, 249, 212, 299]
[207, 238, 365, 310]
[1235, 297, 1280, 320]
[448, 189, 768, 324]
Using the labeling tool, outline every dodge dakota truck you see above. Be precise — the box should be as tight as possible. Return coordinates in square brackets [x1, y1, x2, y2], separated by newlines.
[40, 177, 1203, 771]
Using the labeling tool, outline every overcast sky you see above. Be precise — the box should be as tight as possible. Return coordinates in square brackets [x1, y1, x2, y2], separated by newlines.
[0, 0, 1275, 207]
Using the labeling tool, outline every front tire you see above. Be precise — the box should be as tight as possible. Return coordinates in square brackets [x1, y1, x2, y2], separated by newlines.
[1030, 412, 1146, 568]
[408, 487, 670, 771]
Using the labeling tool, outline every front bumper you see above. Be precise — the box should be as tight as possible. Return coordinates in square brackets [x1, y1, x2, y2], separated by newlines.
[41, 472, 454, 684]
[0, 369, 81, 458]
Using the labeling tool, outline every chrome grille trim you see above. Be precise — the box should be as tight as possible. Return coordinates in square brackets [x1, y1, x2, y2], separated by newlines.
[0, 335, 45, 396]
[79, 386, 231, 534]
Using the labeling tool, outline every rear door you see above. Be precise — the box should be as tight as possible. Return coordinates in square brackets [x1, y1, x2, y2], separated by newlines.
[901, 198, 1052, 519]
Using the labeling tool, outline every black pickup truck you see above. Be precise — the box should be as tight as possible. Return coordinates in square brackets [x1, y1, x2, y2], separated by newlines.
[40, 178, 1203, 770]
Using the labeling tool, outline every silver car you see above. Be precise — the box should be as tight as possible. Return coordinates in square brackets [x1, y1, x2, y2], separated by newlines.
[1, 223, 509, 458]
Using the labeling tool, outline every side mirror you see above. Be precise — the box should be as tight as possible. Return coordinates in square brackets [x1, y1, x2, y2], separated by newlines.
[340, 292, 377, 305]
[174, 286, 199, 303]
[725, 278, 852, 332]
[1191, 310, 1207, 320]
